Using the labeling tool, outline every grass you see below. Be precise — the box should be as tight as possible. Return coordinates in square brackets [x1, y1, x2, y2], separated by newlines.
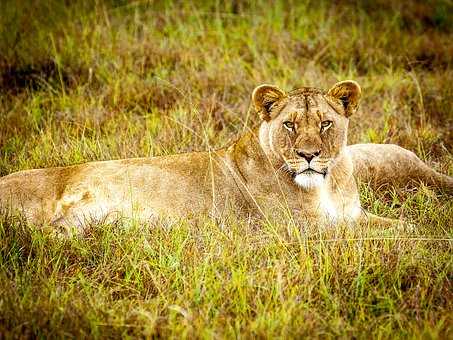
[0, 0, 452, 338]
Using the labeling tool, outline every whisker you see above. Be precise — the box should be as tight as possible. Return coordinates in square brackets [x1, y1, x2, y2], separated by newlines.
[277, 163, 296, 177]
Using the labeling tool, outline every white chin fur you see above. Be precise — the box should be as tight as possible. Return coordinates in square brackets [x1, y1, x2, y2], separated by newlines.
[294, 172, 325, 189]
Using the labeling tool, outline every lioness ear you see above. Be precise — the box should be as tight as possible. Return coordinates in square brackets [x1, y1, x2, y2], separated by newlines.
[252, 84, 286, 121]
[327, 80, 361, 117]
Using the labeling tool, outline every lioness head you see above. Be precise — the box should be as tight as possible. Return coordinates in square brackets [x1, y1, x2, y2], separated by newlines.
[253, 80, 361, 189]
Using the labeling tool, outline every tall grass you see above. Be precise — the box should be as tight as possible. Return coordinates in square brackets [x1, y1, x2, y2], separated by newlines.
[0, 0, 452, 337]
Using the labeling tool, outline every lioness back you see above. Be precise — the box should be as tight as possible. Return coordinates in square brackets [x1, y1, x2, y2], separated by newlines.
[0, 166, 71, 223]
[0, 151, 244, 226]
[349, 144, 453, 192]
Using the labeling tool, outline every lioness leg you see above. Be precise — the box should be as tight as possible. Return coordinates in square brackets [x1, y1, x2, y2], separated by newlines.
[360, 211, 399, 227]
[358, 211, 414, 231]
[348, 144, 453, 193]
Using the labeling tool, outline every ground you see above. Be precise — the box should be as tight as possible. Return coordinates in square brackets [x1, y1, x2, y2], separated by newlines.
[0, 0, 452, 338]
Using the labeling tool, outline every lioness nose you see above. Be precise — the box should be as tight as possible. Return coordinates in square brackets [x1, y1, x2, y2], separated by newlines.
[296, 149, 321, 163]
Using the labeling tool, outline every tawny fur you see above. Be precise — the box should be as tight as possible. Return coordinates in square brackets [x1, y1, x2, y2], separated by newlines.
[1, 81, 451, 231]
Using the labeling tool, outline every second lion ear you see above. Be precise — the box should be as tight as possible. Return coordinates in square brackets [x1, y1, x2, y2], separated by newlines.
[327, 80, 361, 117]
[252, 84, 286, 121]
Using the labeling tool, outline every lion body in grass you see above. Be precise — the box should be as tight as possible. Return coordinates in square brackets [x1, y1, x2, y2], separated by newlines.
[1, 81, 452, 231]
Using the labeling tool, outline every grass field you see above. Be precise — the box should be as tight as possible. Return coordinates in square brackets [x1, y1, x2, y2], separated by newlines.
[0, 0, 452, 338]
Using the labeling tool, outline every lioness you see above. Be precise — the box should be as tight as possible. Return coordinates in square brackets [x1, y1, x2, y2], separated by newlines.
[1, 81, 452, 230]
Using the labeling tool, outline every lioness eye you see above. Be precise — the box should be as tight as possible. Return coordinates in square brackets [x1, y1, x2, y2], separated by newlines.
[283, 121, 294, 130]
[320, 120, 333, 132]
